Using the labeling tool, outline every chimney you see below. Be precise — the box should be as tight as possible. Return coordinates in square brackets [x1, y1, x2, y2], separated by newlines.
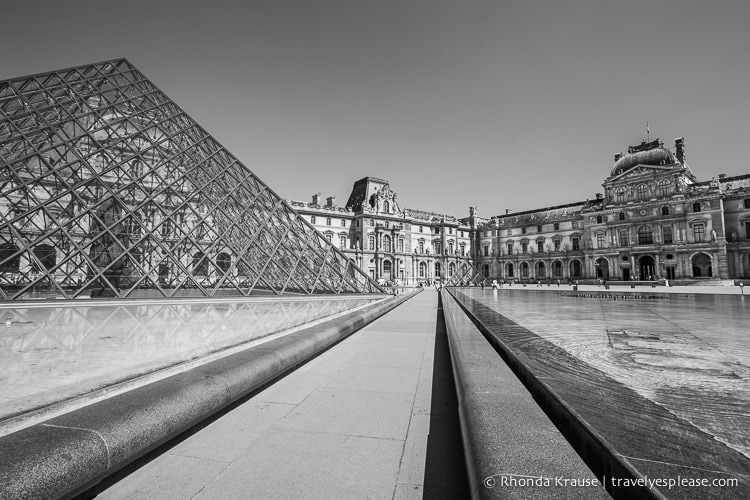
[596, 193, 603, 201]
[675, 137, 685, 164]
[614, 152, 622, 162]
[312, 193, 322, 205]
[326, 196, 336, 207]
[505, 209, 513, 215]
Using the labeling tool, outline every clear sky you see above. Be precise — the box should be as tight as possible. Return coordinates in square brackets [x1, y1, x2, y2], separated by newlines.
[2, 1, 749, 219]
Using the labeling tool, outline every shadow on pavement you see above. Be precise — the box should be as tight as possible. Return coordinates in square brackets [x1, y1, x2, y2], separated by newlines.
[422, 293, 470, 498]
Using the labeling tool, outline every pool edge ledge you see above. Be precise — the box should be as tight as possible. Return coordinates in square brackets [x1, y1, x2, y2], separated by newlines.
[0, 290, 418, 500]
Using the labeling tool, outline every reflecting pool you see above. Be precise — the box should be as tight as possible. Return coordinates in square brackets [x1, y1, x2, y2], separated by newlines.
[449, 287, 750, 498]
[0, 296, 385, 425]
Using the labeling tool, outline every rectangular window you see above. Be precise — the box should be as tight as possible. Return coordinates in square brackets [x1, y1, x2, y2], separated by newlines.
[745, 199, 750, 209]
[746, 221, 750, 239]
[693, 203, 701, 212]
[537, 241, 544, 252]
[522, 227, 527, 234]
[694, 224, 705, 242]
[483, 246, 489, 256]
[663, 226, 673, 244]
[619, 230, 628, 246]
[507, 229, 512, 236]
[507, 243, 513, 255]
[554, 223, 560, 231]
[419, 225, 423, 232]
[596, 233, 605, 248]
[554, 240, 561, 252]
[522, 242, 528, 253]
[572, 220, 579, 228]
[572, 237, 579, 251]
[537, 225, 542, 233]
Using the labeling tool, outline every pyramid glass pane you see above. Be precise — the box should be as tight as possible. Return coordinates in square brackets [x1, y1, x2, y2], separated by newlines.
[0, 59, 383, 299]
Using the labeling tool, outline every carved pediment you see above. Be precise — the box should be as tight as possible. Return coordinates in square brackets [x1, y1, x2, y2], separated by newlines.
[609, 164, 674, 182]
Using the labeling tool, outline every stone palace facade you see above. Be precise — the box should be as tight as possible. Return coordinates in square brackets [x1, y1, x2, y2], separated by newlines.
[470, 137, 750, 282]
[289, 177, 474, 284]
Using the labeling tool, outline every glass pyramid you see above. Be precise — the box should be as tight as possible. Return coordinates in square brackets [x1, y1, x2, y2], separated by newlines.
[444, 263, 491, 287]
[0, 59, 383, 299]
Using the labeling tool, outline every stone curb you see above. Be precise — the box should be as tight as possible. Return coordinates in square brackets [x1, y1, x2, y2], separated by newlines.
[442, 289, 666, 500]
[0, 291, 418, 500]
[440, 290, 612, 500]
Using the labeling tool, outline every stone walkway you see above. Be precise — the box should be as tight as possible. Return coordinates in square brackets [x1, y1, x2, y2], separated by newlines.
[97, 289, 469, 499]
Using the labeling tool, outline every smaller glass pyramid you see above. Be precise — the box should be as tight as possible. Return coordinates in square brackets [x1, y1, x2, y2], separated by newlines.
[444, 263, 491, 287]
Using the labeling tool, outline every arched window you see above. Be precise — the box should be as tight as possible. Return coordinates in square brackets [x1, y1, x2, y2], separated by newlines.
[398, 238, 404, 252]
[340, 235, 347, 248]
[419, 261, 427, 278]
[383, 235, 391, 252]
[33, 244, 57, 272]
[637, 225, 654, 245]
[383, 201, 390, 213]
[0, 244, 21, 273]
[192, 252, 208, 275]
[383, 260, 392, 273]
[637, 184, 648, 200]
[658, 180, 670, 197]
[449, 262, 456, 276]
[506, 263, 514, 277]
[448, 241, 454, 254]
[310, 215, 316, 224]
[325, 232, 333, 242]
[216, 252, 231, 273]
[553, 261, 563, 277]
[615, 188, 626, 204]
[521, 262, 529, 278]
[536, 261, 546, 278]
[326, 217, 331, 226]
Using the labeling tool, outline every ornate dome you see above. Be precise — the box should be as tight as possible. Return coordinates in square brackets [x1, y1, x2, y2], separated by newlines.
[611, 147, 678, 177]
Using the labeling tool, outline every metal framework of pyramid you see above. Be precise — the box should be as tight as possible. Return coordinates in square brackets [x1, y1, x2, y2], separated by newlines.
[0, 59, 383, 299]
[444, 262, 491, 287]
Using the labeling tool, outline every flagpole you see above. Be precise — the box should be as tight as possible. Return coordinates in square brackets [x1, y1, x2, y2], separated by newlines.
[647, 121, 650, 142]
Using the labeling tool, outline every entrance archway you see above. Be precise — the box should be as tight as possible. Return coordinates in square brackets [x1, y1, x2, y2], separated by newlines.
[552, 260, 563, 278]
[692, 253, 712, 277]
[595, 258, 609, 279]
[506, 262, 514, 278]
[638, 255, 655, 280]
[570, 259, 582, 278]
